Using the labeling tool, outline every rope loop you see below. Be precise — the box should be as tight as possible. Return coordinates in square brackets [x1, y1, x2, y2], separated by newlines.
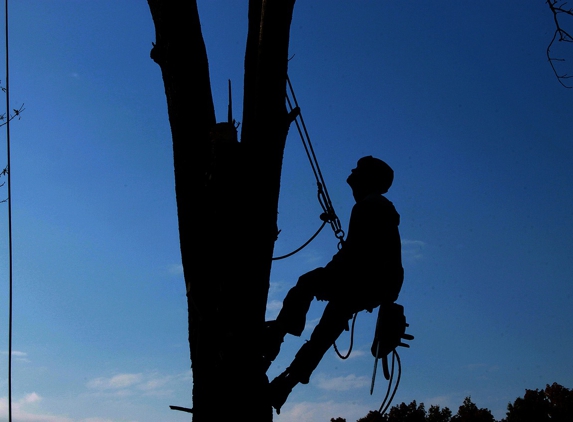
[272, 221, 326, 261]
[378, 350, 402, 415]
[333, 312, 358, 359]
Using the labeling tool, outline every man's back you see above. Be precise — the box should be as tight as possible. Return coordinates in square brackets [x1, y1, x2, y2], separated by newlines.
[326, 193, 403, 303]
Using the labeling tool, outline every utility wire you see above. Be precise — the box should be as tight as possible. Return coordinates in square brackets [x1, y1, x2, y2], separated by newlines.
[5, 0, 13, 421]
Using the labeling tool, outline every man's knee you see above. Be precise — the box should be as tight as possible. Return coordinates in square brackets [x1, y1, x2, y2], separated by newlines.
[296, 267, 326, 292]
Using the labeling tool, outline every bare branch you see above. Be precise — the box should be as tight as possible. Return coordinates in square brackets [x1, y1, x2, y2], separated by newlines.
[0, 103, 25, 128]
[0, 166, 7, 203]
[547, 0, 573, 87]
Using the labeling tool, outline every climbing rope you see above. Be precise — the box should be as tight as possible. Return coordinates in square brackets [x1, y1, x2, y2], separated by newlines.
[332, 312, 358, 359]
[271, 220, 326, 261]
[272, 76, 345, 261]
[273, 75, 358, 358]
[377, 350, 402, 415]
[286, 75, 345, 247]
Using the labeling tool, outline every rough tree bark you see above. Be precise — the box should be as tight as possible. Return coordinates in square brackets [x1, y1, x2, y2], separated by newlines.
[147, 1, 296, 421]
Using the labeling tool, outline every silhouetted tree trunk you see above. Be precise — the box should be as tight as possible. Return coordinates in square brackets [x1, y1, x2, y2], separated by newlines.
[147, 1, 296, 421]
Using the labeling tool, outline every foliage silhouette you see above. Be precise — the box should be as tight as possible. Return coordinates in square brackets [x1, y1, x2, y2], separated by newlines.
[502, 382, 573, 422]
[451, 397, 495, 422]
[344, 383, 572, 422]
[357, 410, 386, 422]
[427, 405, 453, 422]
[386, 401, 426, 422]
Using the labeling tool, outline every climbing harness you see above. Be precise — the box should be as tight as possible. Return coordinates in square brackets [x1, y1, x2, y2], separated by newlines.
[272, 76, 345, 261]
[370, 303, 414, 414]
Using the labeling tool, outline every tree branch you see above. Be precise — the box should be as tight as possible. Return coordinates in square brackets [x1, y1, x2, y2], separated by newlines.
[546, 0, 573, 88]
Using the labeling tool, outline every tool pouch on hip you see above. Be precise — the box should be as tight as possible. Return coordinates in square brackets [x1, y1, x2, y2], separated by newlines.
[371, 303, 414, 379]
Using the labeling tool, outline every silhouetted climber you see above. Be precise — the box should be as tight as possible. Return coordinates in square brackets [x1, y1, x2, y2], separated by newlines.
[264, 156, 404, 413]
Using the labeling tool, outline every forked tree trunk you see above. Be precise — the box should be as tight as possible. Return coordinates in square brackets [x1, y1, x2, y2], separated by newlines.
[147, 1, 296, 421]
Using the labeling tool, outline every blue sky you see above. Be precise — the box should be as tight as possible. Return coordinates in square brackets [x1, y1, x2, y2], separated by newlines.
[0, 1, 572, 421]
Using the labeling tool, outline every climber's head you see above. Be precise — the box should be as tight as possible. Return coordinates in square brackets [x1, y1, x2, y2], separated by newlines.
[347, 156, 394, 199]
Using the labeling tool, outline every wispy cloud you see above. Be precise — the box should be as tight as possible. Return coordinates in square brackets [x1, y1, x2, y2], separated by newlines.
[0, 374, 167, 422]
[277, 400, 370, 422]
[465, 363, 499, 371]
[0, 393, 73, 422]
[87, 373, 143, 390]
[313, 373, 370, 391]
[22, 392, 42, 404]
[401, 239, 426, 262]
[304, 317, 321, 332]
[334, 349, 366, 360]
[266, 300, 283, 320]
[137, 376, 170, 391]
[168, 263, 184, 275]
[301, 250, 324, 264]
[86, 370, 191, 398]
[269, 281, 289, 299]
[78, 418, 116, 422]
[464, 363, 500, 380]
[1, 350, 27, 356]
[1, 350, 31, 362]
[423, 394, 457, 410]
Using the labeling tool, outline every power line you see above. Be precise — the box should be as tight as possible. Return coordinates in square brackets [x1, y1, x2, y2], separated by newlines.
[4, 0, 13, 420]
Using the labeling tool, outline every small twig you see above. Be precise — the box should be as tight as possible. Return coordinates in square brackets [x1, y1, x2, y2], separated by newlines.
[0, 103, 25, 127]
[547, 0, 573, 88]
[1, 167, 7, 204]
